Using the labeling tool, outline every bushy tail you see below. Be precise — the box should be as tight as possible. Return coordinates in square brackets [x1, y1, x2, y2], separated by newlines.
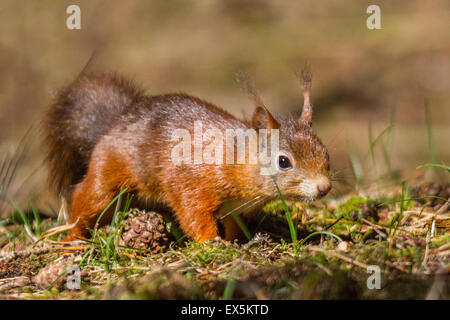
[44, 73, 144, 197]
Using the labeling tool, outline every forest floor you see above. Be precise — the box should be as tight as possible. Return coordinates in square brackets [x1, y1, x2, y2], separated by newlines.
[0, 178, 449, 300]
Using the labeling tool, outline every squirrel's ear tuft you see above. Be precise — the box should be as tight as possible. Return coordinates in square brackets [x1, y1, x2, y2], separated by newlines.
[235, 70, 279, 130]
[252, 106, 280, 130]
[297, 65, 313, 126]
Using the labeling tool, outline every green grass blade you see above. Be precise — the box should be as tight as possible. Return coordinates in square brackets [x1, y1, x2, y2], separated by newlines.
[230, 212, 252, 241]
[348, 149, 364, 186]
[379, 195, 449, 207]
[271, 177, 298, 254]
[223, 278, 235, 300]
[219, 195, 252, 241]
[416, 163, 450, 172]
[299, 231, 343, 246]
[424, 98, 436, 179]
[91, 188, 129, 238]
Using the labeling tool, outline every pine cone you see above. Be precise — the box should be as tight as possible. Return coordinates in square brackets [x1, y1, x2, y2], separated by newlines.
[411, 183, 450, 208]
[119, 210, 171, 253]
[34, 256, 80, 290]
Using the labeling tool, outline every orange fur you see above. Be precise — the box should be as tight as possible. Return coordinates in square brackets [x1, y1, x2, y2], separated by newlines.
[45, 73, 331, 243]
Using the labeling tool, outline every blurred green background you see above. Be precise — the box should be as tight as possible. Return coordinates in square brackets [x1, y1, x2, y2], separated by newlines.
[0, 0, 449, 216]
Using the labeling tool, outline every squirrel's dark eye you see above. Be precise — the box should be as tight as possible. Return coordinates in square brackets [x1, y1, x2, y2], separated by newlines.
[278, 155, 292, 170]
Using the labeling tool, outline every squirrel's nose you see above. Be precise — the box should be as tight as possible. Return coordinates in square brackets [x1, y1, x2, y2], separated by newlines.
[317, 182, 331, 197]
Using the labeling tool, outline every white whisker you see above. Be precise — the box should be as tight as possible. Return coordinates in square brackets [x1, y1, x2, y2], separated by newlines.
[219, 196, 266, 220]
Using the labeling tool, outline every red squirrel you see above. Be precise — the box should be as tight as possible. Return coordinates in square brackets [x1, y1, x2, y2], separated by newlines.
[44, 71, 331, 242]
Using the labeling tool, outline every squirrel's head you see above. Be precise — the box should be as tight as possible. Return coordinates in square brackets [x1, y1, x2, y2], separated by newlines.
[241, 68, 331, 202]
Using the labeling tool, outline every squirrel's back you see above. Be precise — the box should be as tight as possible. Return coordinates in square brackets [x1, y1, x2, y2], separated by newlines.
[44, 73, 144, 196]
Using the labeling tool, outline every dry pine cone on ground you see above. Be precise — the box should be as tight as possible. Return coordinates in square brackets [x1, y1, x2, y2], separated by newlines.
[411, 183, 450, 209]
[34, 255, 81, 290]
[119, 209, 172, 253]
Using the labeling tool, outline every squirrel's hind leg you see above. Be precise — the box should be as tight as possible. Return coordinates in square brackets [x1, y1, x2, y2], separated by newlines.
[62, 151, 132, 241]
[63, 176, 118, 241]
